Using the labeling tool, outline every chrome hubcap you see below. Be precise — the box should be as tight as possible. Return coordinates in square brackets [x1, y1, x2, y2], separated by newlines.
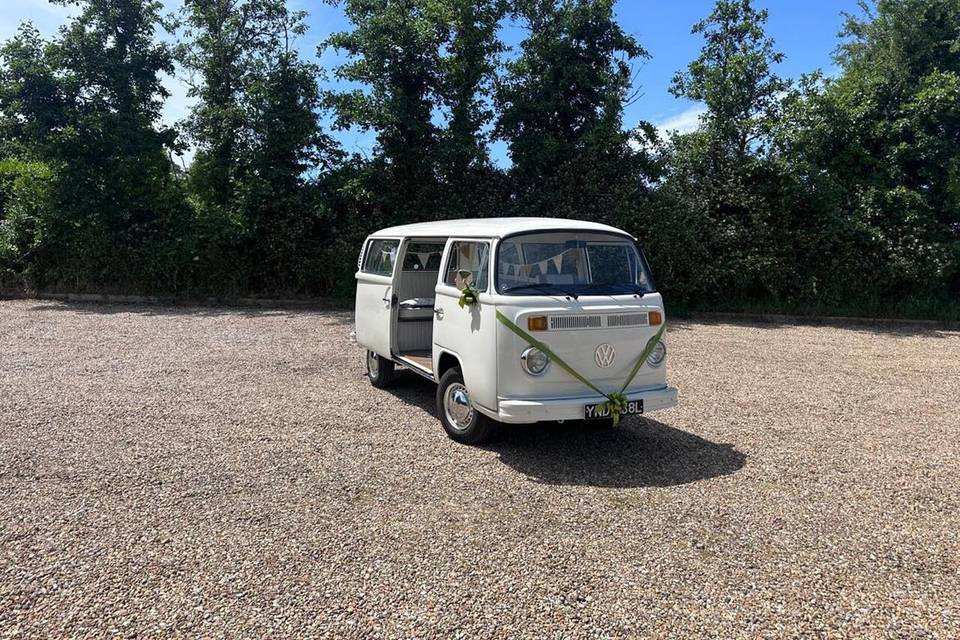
[367, 351, 379, 378]
[443, 383, 473, 432]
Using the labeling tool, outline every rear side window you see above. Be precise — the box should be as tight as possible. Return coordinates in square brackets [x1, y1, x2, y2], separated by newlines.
[402, 242, 444, 271]
[444, 241, 490, 291]
[362, 239, 399, 276]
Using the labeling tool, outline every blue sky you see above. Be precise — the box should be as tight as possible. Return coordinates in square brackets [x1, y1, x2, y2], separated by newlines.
[2, 0, 862, 164]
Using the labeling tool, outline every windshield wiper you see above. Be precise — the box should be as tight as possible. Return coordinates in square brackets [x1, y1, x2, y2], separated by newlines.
[590, 283, 649, 297]
[503, 283, 579, 299]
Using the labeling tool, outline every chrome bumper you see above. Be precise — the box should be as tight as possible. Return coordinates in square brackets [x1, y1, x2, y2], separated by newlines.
[494, 385, 679, 424]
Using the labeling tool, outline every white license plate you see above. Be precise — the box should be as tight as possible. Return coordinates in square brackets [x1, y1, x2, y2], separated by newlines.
[584, 399, 643, 420]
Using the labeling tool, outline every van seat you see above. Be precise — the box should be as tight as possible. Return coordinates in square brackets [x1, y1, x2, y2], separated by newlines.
[398, 297, 435, 320]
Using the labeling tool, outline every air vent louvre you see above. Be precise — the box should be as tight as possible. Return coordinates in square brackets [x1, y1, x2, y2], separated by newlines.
[607, 313, 649, 328]
[549, 314, 603, 330]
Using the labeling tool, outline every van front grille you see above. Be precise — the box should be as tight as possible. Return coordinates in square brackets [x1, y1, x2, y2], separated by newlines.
[545, 312, 651, 330]
[606, 313, 649, 328]
[549, 314, 603, 330]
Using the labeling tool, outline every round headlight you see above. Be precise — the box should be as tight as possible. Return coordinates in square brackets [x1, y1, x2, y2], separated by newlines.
[647, 340, 666, 367]
[521, 346, 549, 376]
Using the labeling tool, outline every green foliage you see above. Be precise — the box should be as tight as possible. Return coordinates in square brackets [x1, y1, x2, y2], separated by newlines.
[176, 0, 339, 294]
[767, 0, 960, 304]
[324, 0, 508, 225]
[0, 0, 192, 292]
[497, 0, 656, 223]
[0, 159, 54, 286]
[652, 0, 791, 304]
[0, 0, 956, 319]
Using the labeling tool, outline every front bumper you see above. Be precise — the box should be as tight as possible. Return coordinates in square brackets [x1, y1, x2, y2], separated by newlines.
[494, 385, 678, 424]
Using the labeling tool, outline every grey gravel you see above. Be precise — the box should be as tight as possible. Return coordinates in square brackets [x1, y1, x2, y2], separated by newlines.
[1, 299, 958, 639]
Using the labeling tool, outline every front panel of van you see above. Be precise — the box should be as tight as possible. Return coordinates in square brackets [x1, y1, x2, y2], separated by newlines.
[490, 229, 669, 407]
[494, 294, 668, 401]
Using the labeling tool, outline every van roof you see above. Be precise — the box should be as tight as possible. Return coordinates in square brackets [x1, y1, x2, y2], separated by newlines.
[369, 217, 633, 240]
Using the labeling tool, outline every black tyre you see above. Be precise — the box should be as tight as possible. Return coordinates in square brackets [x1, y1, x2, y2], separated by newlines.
[366, 350, 396, 388]
[436, 367, 495, 444]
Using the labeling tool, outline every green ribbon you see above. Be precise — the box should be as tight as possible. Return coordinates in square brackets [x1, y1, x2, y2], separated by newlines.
[496, 311, 666, 425]
[458, 285, 479, 308]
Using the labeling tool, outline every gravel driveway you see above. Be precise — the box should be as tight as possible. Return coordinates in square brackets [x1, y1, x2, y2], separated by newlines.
[1, 299, 958, 638]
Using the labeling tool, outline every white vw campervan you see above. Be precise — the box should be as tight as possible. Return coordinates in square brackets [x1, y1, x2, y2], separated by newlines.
[352, 218, 678, 444]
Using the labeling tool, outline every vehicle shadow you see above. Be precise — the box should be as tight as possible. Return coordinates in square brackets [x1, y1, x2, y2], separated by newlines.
[484, 418, 745, 488]
[382, 370, 438, 413]
[383, 371, 746, 489]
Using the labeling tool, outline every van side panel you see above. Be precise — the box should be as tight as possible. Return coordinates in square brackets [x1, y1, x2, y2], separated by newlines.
[432, 287, 499, 411]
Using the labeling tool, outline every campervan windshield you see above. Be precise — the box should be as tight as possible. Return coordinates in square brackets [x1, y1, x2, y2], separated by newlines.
[496, 231, 655, 296]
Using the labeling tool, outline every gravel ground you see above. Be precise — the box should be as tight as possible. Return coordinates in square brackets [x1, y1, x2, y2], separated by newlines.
[1, 299, 958, 639]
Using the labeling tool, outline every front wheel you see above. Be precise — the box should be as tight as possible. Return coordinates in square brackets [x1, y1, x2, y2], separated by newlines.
[366, 350, 395, 388]
[436, 367, 495, 444]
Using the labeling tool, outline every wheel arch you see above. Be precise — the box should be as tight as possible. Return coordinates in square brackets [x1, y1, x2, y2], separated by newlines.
[436, 350, 461, 380]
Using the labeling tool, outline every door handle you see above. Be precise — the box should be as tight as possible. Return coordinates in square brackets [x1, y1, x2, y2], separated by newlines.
[434, 307, 444, 320]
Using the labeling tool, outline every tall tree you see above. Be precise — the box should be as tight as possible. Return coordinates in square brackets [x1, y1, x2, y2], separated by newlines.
[436, 0, 509, 216]
[178, 0, 298, 210]
[670, 0, 787, 162]
[662, 0, 791, 300]
[241, 46, 338, 291]
[0, 0, 188, 290]
[496, 0, 651, 222]
[324, 0, 446, 224]
[776, 0, 960, 300]
[324, 0, 507, 223]
[178, 0, 336, 292]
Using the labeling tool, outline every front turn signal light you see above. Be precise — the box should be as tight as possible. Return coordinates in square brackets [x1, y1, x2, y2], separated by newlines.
[527, 315, 548, 331]
[648, 310, 663, 326]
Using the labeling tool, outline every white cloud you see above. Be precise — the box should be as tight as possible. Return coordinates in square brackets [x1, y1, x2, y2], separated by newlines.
[655, 105, 707, 137]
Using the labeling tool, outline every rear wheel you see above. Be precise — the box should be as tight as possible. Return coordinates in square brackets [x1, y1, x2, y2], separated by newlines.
[436, 367, 495, 444]
[366, 350, 395, 388]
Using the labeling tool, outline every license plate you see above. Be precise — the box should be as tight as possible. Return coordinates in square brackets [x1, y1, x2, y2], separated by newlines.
[584, 399, 643, 420]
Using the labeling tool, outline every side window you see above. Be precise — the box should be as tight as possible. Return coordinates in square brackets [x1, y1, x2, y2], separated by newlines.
[402, 242, 444, 271]
[362, 239, 399, 276]
[444, 241, 490, 291]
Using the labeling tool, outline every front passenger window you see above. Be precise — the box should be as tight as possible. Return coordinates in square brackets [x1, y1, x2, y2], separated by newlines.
[444, 241, 489, 291]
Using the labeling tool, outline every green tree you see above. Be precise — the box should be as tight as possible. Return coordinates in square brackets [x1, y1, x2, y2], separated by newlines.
[661, 0, 791, 302]
[178, 0, 296, 210]
[776, 0, 960, 302]
[437, 0, 509, 216]
[241, 47, 339, 291]
[320, 0, 510, 294]
[670, 0, 787, 161]
[178, 0, 337, 293]
[324, 0, 447, 224]
[496, 0, 652, 223]
[0, 159, 55, 288]
[324, 0, 508, 224]
[0, 0, 190, 291]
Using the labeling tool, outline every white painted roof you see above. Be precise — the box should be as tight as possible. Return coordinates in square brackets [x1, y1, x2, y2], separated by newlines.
[369, 217, 632, 239]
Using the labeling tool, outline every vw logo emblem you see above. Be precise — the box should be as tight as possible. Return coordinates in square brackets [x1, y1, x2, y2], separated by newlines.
[595, 343, 616, 368]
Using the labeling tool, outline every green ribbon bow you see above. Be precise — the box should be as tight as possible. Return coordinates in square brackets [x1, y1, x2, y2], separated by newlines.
[458, 285, 479, 308]
[496, 311, 666, 425]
